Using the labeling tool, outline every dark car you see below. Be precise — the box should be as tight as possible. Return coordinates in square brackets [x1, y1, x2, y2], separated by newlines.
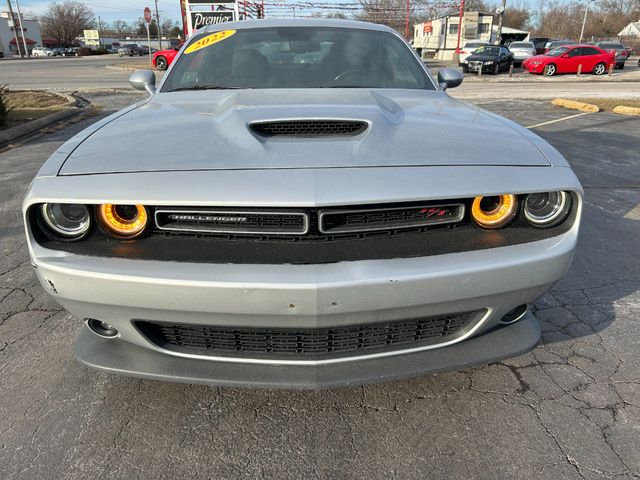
[463, 45, 513, 74]
[118, 44, 144, 57]
[596, 42, 629, 69]
[529, 37, 550, 55]
[544, 40, 577, 54]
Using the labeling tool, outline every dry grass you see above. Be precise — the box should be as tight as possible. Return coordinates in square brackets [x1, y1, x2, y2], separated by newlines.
[571, 98, 640, 112]
[3, 90, 72, 124]
[5, 91, 69, 109]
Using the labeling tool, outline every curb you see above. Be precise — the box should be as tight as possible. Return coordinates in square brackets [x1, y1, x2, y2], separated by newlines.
[551, 98, 600, 113]
[105, 63, 155, 72]
[0, 106, 82, 148]
[612, 105, 640, 116]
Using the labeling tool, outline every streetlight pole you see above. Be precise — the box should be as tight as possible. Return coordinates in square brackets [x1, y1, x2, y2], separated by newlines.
[154, 0, 163, 50]
[579, 0, 594, 43]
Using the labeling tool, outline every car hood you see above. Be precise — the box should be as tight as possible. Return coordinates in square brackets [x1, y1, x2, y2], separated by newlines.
[59, 89, 550, 175]
[465, 54, 499, 62]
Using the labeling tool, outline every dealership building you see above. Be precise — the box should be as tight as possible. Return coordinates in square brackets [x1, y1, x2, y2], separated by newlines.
[413, 12, 528, 60]
[0, 11, 42, 56]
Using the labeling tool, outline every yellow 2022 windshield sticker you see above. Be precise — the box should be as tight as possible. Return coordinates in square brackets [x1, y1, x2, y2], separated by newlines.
[184, 30, 236, 54]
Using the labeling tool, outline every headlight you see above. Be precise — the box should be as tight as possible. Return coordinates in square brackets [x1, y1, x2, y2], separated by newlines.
[530, 61, 542, 65]
[483, 61, 494, 65]
[97, 204, 148, 238]
[523, 191, 571, 227]
[471, 195, 517, 229]
[40, 203, 91, 239]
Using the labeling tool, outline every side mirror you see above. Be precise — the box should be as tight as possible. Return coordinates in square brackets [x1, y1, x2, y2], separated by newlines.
[129, 69, 156, 94]
[437, 68, 463, 90]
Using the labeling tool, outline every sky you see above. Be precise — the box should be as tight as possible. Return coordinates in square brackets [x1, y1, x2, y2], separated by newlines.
[14, 0, 551, 26]
[17, 0, 183, 24]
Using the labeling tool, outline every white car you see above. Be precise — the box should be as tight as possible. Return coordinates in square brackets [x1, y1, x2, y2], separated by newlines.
[508, 41, 536, 65]
[459, 41, 489, 65]
[31, 47, 54, 57]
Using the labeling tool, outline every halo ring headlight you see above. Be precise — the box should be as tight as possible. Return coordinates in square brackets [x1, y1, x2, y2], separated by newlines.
[471, 194, 517, 229]
[97, 204, 148, 238]
[524, 191, 571, 227]
[40, 203, 91, 238]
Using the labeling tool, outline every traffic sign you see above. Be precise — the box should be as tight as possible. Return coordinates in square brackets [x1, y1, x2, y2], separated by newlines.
[144, 7, 152, 24]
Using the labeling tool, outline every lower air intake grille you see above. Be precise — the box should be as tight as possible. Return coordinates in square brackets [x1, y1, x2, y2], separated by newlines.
[250, 120, 368, 137]
[135, 311, 481, 360]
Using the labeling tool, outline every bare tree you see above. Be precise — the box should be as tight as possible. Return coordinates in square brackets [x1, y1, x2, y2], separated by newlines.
[503, 6, 530, 29]
[40, 1, 95, 46]
[111, 20, 130, 37]
[535, 0, 640, 40]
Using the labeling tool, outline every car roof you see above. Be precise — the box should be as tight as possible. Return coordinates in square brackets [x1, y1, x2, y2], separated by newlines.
[201, 18, 396, 35]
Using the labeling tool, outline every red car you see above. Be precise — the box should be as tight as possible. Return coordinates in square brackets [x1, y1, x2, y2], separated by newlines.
[522, 45, 615, 76]
[152, 42, 184, 71]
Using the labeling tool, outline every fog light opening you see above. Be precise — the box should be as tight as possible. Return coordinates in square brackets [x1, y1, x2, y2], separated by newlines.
[501, 304, 528, 324]
[86, 319, 119, 338]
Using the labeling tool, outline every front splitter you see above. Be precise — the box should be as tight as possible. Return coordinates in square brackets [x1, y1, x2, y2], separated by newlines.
[74, 311, 541, 389]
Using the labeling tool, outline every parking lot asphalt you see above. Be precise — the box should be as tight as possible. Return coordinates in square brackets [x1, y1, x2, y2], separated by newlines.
[1, 94, 639, 480]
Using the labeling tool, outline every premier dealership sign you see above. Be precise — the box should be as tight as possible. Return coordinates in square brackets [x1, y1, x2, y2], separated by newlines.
[186, 0, 239, 35]
[190, 11, 234, 30]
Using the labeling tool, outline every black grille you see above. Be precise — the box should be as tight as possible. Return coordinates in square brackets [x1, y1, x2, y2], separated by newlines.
[155, 209, 308, 235]
[250, 120, 368, 137]
[320, 204, 464, 234]
[135, 311, 480, 360]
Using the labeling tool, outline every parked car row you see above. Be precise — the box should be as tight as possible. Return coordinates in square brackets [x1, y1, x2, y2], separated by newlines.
[117, 44, 157, 57]
[31, 47, 79, 57]
[459, 38, 633, 76]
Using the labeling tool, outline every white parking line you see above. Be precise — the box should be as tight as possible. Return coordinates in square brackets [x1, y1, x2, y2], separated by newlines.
[624, 202, 640, 221]
[526, 112, 592, 129]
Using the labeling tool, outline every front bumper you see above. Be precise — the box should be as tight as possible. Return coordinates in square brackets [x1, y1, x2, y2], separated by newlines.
[30, 220, 578, 386]
[75, 310, 541, 389]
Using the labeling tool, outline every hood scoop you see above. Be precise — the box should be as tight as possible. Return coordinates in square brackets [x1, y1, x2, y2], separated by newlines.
[250, 120, 368, 138]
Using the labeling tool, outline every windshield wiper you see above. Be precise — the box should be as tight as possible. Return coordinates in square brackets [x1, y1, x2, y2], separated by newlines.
[168, 85, 247, 92]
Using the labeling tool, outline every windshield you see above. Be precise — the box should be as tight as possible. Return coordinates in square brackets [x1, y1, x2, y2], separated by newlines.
[547, 46, 570, 57]
[599, 43, 623, 49]
[473, 46, 500, 56]
[464, 42, 485, 48]
[162, 27, 434, 91]
[510, 42, 533, 49]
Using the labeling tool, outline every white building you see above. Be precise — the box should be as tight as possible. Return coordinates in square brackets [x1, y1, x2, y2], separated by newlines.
[413, 12, 495, 60]
[413, 12, 529, 60]
[0, 11, 42, 56]
[618, 20, 640, 37]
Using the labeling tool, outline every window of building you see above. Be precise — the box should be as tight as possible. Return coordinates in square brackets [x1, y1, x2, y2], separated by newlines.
[449, 24, 459, 35]
[478, 23, 490, 34]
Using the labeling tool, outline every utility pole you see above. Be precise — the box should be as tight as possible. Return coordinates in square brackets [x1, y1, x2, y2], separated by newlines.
[15, 0, 29, 58]
[154, 0, 162, 50]
[97, 16, 103, 48]
[5, 0, 23, 57]
[579, 0, 594, 43]
[496, 0, 507, 45]
[292, 6, 295, 18]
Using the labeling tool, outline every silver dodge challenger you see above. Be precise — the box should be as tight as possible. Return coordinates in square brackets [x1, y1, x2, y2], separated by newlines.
[23, 19, 582, 388]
